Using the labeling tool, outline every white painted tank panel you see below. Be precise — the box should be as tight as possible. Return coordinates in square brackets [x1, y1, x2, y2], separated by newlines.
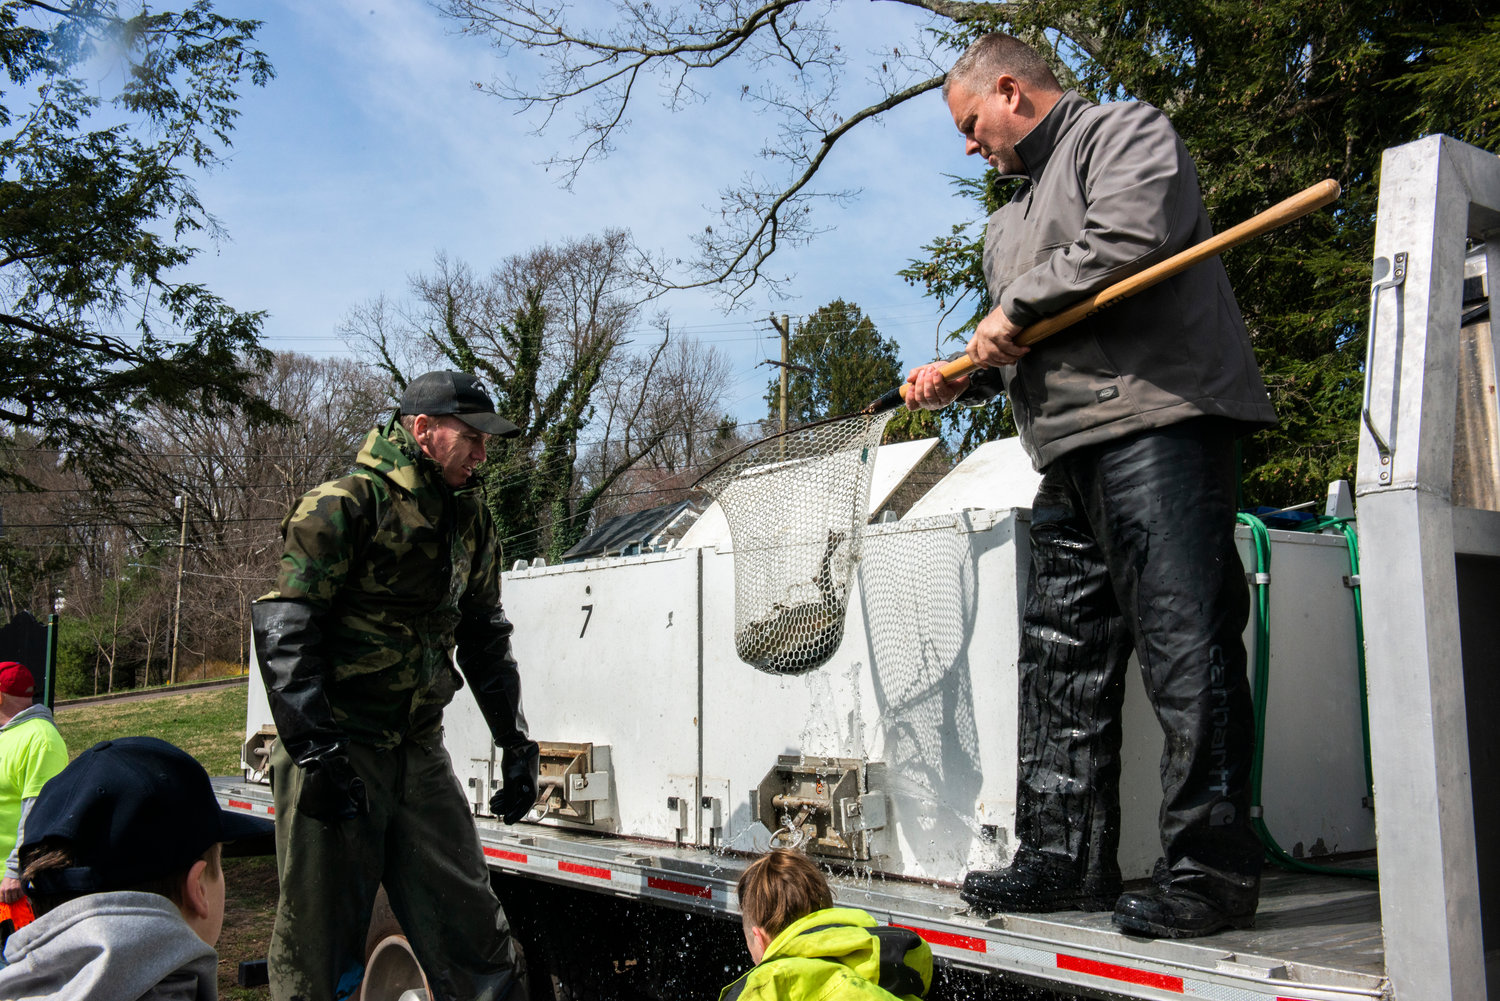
[491, 550, 704, 841]
[503, 514, 1373, 882]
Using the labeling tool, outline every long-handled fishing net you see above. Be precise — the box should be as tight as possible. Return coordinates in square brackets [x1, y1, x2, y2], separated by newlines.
[696, 411, 895, 674]
[696, 180, 1340, 676]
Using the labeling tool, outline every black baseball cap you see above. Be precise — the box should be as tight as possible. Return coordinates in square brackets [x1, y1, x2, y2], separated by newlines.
[21, 736, 275, 896]
[399, 370, 521, 438]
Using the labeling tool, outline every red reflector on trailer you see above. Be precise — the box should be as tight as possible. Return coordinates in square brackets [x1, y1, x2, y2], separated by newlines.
[1057, 953, 1184, 992]
[228, 799, 251, 810]
[891, 923, 986, 952]
[647, 875, 712, 899]
[483, 847, 528, 864]
[559, 861, 613, 881]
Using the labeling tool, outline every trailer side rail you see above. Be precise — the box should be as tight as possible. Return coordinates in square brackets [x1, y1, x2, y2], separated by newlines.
[217, 778, 1388, 1001]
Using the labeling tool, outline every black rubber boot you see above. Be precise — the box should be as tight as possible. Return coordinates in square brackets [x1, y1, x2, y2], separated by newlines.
[1113, 884, 1256, 938]
[961, 849, 1122, 914]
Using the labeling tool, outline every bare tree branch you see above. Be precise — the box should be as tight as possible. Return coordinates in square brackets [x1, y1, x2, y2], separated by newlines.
[685, 72, 945, 295]
[438, 0, 1016, 301]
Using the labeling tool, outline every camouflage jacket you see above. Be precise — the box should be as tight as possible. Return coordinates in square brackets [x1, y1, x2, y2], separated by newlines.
[258, 419, 517, 749]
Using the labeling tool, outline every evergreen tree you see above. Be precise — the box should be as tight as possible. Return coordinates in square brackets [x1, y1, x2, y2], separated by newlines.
[761, 300, 937, 442]
[0, 1, 279, 489]
[765, 301, 904, 425]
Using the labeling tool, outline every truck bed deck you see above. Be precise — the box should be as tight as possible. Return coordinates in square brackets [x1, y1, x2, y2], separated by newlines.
[215, 777, 1387, 1001]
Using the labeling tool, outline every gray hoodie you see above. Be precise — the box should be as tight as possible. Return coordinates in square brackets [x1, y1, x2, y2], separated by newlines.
[0, 704, 56, 734]
[0, 891, 217, 1000]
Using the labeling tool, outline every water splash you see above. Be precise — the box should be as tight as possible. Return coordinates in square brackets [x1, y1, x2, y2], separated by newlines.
[769, 807, 811, 849]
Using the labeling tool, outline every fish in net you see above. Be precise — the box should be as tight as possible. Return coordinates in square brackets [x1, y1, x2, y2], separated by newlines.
[696, 411, 895, 674]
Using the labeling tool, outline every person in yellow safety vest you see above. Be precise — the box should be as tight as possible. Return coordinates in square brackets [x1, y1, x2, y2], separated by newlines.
[720, 849, 932, 1001]
[0, 662, 67, 945]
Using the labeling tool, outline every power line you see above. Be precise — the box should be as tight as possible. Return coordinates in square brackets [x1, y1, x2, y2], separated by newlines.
[1, 479, 699, 534]
[0, 438, 739, 511]
[1, 413, 767, 462]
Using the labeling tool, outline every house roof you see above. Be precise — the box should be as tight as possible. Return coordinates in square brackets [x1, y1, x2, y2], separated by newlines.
[561, 499, 699, 562]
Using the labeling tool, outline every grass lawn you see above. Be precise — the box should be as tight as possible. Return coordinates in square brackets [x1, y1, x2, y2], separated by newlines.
[54, 683, 251, 775]
[53, 682, 276, 1000]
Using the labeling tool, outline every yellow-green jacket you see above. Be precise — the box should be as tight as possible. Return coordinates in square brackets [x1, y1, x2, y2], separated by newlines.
[719, 907, 932, 1001]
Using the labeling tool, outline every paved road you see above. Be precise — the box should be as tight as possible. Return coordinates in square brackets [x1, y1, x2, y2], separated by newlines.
[55, 675, 248, 709]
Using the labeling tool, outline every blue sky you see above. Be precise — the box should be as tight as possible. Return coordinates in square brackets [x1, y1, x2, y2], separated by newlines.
[184, 1, 984, 422]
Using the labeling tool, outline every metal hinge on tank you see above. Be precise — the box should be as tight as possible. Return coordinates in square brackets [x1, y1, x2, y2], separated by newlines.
[750, 755, 886, 861]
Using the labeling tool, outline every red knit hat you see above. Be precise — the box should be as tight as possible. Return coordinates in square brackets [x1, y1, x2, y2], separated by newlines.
[0, 662, 35, 697]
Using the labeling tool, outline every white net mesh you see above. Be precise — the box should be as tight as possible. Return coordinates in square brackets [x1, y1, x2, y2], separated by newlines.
[697, 412, 895, 674]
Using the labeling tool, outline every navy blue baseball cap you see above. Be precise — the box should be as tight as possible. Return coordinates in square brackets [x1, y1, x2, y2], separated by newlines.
[21, 736, 274, 896]
[399, 370, 521, 438]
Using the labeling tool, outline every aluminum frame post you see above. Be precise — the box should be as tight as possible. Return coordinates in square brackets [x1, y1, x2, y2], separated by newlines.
[1357, 134, 1500, 1001]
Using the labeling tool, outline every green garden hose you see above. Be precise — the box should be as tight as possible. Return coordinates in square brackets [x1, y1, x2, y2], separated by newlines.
[1235, 512, 1377, 879]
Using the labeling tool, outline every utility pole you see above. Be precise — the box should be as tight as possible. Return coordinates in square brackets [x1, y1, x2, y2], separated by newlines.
[776, 314, 790, 434]
[169, 495, 187, 686]
[108, 549, 121, 694]
[0, 506, 15, 621]
[763, 314, 813, 441]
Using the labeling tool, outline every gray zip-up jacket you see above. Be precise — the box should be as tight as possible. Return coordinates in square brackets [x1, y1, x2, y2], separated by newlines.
[0, 891, 217, 1000]
[973, 90, 1276, 468]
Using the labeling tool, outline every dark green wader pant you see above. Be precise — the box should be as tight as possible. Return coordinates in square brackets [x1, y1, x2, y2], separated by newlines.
[268, 738, 529, 1001]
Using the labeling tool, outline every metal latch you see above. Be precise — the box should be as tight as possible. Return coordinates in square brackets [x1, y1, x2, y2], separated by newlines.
[241, 726, 277, 785]
[750, 755, 886, 861]
[534, 741, 612, 825]
[467, 756, 495, 816]
[701, 778, 729, 849]
[666, 794, 691, 845]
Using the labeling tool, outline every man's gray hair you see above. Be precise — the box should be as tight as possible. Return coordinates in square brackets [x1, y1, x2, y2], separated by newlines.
[943, 33, 1062, 100]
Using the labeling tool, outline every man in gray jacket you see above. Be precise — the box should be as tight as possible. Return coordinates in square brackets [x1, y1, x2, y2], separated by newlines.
[0, 736, 274, 1000]
[908, 33, 1276, 939]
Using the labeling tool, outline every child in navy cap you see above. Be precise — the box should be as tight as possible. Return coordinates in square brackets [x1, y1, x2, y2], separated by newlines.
[0, 736, 274, 1000]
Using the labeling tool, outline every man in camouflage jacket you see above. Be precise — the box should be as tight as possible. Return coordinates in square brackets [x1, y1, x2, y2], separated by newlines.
[253, 371, 537, 1001]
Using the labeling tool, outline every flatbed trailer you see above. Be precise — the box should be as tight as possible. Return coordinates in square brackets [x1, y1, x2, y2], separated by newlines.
[222, 135, 1499, 1000]
[214, 774, 1386, 1000]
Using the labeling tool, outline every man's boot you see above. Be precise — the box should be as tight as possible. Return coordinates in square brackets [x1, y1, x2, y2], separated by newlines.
[961, 848, 1121, 914]
[1112, 857, 1257, 938]
[1112, 884, 1255, 938]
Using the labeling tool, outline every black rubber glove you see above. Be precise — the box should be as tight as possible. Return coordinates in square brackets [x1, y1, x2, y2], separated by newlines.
[252, 599, 348, 764]
[297, 748, 369, 823]
[490, 740, 540, 824]
[455, 608, 530, 747]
